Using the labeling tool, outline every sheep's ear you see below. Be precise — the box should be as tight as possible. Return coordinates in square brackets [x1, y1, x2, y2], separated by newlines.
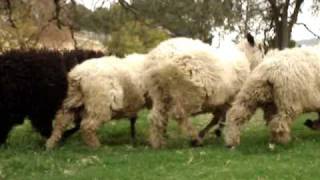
[246, 33, 255, 47]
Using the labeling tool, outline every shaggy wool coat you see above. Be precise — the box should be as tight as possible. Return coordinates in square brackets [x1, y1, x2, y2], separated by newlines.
[0, 49, 103, 144]
[143, 36, 264, 148]
[46, 54, 148, 148]
[224, 45, 320, 147]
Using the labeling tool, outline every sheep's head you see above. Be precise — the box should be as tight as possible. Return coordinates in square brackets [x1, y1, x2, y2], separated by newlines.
[223, 105, 243, 148]
[238, 33, 267, 70]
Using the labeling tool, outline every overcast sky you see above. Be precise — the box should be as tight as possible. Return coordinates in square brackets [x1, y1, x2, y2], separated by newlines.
[292, 0, 320, 41]
[75, 0, 320, 41]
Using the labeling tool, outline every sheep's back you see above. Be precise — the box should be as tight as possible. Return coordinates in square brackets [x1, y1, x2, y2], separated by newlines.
[254, 46, 320, 111]
[70, 56, 146, 117]
[145, 38, 250, 114]
[0, 49, 104, 122]
[0, 50, 67, 120]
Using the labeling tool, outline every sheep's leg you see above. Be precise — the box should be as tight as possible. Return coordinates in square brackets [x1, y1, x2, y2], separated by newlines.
[198, 106, 230, 141]
[198, 110, 225, 141]
[61, 113, 82, 140]
[268, 111, 296, 144]
[61, 107, 85, 140]
[214, 120, 225, 137]
[224, 104, 257, 148]
[130, 116, 137, 145]
[30, 114, 53, 138]
[0, 121, 15, 145]
[172, 101, 203, 146]
[149, 109, 169, 149]
[213, 108, 229, 138]
[304, 112, 320, 130]
[175, 117, 202, 147]
[149, 84, 172, 149]
[198, 115, 220, 139]
[46, 109, 76, 149]
[149, 103, 170, 149]
[80, 113, 107, 148]
[263, 103, 277, 125]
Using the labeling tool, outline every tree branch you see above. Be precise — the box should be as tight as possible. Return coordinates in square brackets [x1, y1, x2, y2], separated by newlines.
[267, 0, 279, 13]
[267, 0, 280, 23]
[4, 0, 17, 28]
[68, 25, 78, 49]
[68, 0, 78, 49]
[118, 0, 139, 16]
[296, 22, 320, 40]
[53, 0, 62, 29]
[284, 0, 291, 12]
[51, 0, 78, 48]
[289, 0, 304, 31]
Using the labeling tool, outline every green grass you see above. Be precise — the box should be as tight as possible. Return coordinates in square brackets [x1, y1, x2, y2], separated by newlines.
[1, 110, 320, 180]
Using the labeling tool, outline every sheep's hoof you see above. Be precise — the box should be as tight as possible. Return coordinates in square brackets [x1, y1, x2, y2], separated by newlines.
[214, 129, 222, 137]
[150, 144, 165, 149]
[304, 119, 313, 128]
[225, 145, 236, 150]
[87, 144, 101, 149]
[46, 140, 57, 150]
[271, 131, 291, 145]
[130, 137, 139, 147]
[83, 138, 101, 149]
[198, 131, 205, 139]
[150, 140, 166, 149]
[190, 139, 203, 147]
[87, 142, 101, 149]
[304, 119, 320, 130]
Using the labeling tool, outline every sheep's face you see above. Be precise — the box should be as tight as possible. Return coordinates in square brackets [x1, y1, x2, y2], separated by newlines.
[239, 33, 266, 70]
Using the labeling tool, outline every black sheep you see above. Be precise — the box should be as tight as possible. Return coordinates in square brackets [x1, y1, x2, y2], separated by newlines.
[0, 49, 104, 144]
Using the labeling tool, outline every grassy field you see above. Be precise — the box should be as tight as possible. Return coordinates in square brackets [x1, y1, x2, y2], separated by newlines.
[1, 110, 320, 180]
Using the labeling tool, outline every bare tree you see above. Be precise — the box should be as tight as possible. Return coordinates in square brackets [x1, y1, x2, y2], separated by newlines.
[52, 0, 78, 48]
[233, 0, 317, 49]
[0, 0, 80, 49]
[267, 0, 304, 49]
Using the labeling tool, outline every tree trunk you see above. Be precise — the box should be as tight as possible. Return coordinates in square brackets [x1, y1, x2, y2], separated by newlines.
[277, 10, 289, 49]
[268, 0, 304, 49]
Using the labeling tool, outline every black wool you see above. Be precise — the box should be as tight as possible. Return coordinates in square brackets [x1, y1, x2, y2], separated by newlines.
[0, 49, 104, 144]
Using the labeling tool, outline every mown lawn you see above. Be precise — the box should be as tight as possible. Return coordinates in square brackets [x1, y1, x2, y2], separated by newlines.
[1, 110, 320, 180]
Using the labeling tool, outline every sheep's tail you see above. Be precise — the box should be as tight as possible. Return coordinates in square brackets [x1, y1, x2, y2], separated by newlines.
[224, 68, 273, 147]
[63, 74, 84, 110]
[145, 55, 204, 111]
[56, 73, 84, 135]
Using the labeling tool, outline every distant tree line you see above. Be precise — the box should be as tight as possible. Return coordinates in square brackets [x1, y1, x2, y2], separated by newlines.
[1, 0, 320, 54]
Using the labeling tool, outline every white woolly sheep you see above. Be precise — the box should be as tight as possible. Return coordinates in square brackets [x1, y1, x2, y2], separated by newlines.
[144, 34, 265, 149]
[46, 54, 148, 149]
[224, 45, 320, 148]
